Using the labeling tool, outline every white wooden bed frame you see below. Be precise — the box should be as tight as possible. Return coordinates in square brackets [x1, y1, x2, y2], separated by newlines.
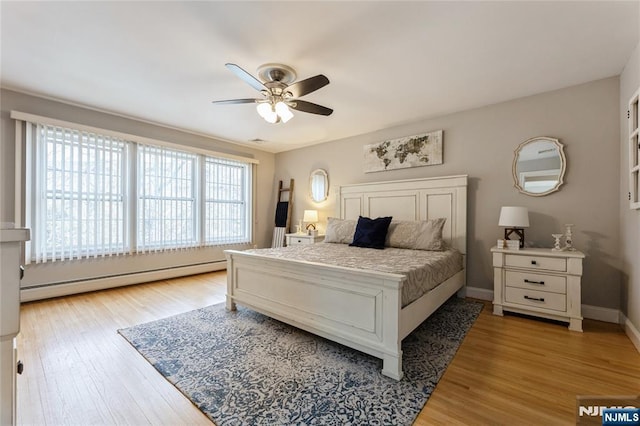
[225, 175, 467, 380]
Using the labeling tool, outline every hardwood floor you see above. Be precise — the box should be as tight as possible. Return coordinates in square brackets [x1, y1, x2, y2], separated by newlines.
[16, 272, 640, 425]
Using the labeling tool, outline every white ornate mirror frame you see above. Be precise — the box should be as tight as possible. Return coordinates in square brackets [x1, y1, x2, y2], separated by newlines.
[512, 136, 566, 197]
[309, 168, 329, 202]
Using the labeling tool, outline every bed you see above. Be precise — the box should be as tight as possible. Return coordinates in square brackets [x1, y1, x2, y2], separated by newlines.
[224, 175, 467, 380]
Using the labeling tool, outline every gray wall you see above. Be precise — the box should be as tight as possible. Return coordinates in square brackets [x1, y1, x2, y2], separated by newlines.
[275, 77, 621, 309]
[619, 42, 640, 332]
[0, 89, 276, 287]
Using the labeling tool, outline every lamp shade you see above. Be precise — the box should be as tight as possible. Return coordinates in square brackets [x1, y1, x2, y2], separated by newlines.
[303, 210, 318, 223]
[498, 206, 529, 228]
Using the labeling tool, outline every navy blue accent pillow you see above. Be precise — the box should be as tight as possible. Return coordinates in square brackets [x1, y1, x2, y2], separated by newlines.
[349, 216, 393, 249]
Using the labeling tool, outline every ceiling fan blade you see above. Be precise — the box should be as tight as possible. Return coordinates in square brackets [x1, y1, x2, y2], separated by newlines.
[290, 100, 333, 116]
[225, 63, 267, 92]
[211, 98, 258, 105]
[286, 74, 329, 98]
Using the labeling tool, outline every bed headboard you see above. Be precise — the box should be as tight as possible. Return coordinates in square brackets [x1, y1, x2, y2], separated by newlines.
[338, 175, 468, 255]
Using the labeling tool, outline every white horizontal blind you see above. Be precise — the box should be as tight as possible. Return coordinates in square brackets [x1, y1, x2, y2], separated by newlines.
[137, 144, 198, 252]
[204, 157, 251, 245]
[33, 124, 128, 263]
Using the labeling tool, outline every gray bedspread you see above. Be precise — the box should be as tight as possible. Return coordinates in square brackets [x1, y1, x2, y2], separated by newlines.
[243, 242, 463, 307]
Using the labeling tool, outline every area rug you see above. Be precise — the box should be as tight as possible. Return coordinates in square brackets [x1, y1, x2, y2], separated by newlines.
[118, 297, 482, 425]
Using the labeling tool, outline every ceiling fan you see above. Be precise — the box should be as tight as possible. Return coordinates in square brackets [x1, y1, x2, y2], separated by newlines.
[212, 63, 333, 124]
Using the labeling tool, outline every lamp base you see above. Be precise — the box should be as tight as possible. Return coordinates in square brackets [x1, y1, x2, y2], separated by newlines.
[504, 228, 525, 248]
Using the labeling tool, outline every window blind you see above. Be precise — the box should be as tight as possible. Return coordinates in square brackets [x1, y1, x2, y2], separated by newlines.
[21, 113, 254, 264]
[32, 124, 128, 263]
[204, 157, 250, 245]
[137, 144, 198, 252]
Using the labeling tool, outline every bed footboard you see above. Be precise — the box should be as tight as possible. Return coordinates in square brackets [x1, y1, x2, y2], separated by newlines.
[225, 249, 407, 380]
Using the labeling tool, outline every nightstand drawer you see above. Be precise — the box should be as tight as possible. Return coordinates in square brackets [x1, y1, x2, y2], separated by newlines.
[505, 254, 567, 272]
[505, 287, 566, 312]
[505, 271, 566, 294]
[290, 237, 313, 245]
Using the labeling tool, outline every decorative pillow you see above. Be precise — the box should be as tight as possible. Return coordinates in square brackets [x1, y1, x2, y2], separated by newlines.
[385, 218, 447, 251]
[324, 217, 357, 244]
[349, 216, 392, 249]
[386, 221, 419, 249]
[413, 218, 447, 251]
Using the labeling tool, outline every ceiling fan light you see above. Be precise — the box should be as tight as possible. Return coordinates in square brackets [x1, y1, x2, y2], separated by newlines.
[256, 102, 272, 119]
[264, 112, 278, 124]
[275, 101, 294, 123]
[256, 103, 278, 123]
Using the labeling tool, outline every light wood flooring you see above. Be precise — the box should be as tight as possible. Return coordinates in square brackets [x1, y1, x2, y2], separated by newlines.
[16, 271, 640, 425]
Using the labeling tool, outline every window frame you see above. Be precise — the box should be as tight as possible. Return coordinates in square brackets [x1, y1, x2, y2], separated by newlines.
[13, 111, 257, 264]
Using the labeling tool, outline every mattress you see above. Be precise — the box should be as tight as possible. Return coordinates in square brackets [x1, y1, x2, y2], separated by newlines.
[244, 243, 463, 307]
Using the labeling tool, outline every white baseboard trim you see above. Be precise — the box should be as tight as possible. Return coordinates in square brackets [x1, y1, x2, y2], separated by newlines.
[20, 261, 226, 302]
[581, 304, 621, 324]
[467, 287, 622, 324]
[621, 313, 640, 354]
[465, 286, 493, 301]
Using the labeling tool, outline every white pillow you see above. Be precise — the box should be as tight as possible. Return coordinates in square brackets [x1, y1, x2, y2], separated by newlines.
[386, 218, 447, 251]
[324, 217, 357, 244]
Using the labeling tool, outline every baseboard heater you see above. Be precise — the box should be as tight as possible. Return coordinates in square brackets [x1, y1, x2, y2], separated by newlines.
[20, 260, 227, 302]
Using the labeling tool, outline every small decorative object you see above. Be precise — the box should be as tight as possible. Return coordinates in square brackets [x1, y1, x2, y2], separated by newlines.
[363, 130, 443, 173]
[497, 239, 505, 249]
[563, 224, 575, 251]
[303, 210, 319, 235]
[552, 233, 564, 251]
[498, 206, 530, 248]
[505, 240, 520, 250]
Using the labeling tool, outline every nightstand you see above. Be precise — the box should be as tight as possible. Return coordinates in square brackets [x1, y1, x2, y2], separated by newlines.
[491, 246, 585, 332]
[285, 233, 324, 246]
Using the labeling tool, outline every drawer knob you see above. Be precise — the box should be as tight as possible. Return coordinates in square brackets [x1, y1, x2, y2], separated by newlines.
[524, 279, 545, 285]
[531, 260, 538, 265]
[524, 295, 545, 302]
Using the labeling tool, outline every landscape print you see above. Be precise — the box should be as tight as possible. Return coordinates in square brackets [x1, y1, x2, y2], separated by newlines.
[363, 130, 443, 173]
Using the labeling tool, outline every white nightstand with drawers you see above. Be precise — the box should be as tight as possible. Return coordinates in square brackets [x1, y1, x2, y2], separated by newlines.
[285, 233, 324, 246]
[491, 246, 585, 332]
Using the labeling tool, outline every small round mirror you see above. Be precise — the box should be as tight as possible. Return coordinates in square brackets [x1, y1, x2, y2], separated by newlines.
[513, 137, 566, 196]
[309, 169, 329, 202]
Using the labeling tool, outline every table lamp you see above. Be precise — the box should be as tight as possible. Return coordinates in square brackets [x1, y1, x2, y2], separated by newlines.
[303, 210, 319, 235]
[498, 206, 529, 248]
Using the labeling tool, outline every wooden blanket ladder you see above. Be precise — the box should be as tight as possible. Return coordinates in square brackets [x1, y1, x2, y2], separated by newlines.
[272, 179, 294, 247]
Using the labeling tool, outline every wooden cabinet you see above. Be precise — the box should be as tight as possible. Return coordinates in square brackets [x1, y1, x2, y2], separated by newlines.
[630, 88, 640, 209]
[285, 233, 324, 246]
[491, 247, 585, 332]
[1, 226, 30, 426]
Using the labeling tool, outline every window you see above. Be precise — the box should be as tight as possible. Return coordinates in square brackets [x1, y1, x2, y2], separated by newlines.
[204, 157, 250, 245]
[138, 145, 198, 252]
[32, 124, 128, 262]
[22, 116, 254, 263]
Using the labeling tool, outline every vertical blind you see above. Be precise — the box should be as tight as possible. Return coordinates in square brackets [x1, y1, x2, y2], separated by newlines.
[33, 124, 128, 263]
[27, 121, 253, 263]
[204, 157, 250, 245]
[137, 144, 197, 252]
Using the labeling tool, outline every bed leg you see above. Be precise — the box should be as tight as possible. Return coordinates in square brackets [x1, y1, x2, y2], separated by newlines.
[226, 296, 236, 311]
[381, 353, 404, 381]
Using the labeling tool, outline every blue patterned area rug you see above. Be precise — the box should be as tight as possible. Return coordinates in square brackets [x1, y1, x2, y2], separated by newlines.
[118, 297, 482, 425]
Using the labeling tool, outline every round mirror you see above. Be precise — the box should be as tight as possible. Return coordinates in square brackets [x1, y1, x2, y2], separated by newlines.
[309, 169, 329, 202]
[512, 137, 566, 196]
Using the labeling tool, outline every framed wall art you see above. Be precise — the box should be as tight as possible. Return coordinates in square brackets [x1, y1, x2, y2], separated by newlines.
[363, 130, 443, 173]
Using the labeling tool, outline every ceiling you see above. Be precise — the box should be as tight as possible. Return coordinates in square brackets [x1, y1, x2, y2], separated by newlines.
[1, 1, 638, 153]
